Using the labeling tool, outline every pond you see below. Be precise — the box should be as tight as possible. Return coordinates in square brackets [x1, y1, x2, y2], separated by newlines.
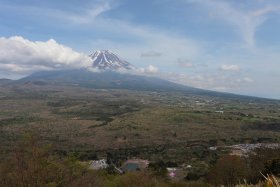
[122, 163, 139, 172]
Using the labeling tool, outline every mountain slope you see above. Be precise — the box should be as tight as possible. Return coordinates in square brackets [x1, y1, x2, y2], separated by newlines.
[18, 69, 199, 91]
[16, 69, 268, 101]
[0, 78, 13, 85]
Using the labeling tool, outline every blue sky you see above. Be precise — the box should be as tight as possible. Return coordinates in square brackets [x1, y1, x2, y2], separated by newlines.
[0, 0, 280, 99]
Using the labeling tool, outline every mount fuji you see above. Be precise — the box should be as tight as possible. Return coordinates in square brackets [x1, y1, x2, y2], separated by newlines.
[12, 50, 237, 98]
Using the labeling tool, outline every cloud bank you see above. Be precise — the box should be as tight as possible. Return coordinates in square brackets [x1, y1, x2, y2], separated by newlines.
[0, 36, 92, 75]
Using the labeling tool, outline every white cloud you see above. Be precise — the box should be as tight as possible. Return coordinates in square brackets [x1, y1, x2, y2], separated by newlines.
[187, 0, 280, 48]
[138, 65, 159, 74]
[0, 36, 92, 74]
[220, 64, 240, 71]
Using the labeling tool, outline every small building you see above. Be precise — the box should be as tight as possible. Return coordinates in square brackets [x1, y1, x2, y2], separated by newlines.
[215, 110, 224, 114]
[167, 168, 177, 178]
[209, 146, 217, 151]
[89, 159, 108, 170]
[186, 165, 192, 168]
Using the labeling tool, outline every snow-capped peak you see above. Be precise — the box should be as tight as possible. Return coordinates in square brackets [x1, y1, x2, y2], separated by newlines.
[89, 50, 134, 71]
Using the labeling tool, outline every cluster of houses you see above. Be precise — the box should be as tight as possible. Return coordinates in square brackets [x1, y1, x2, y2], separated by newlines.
[89, 158, 149, 174]
[209, 143, 280, 157]
[89, 158, 191, 180]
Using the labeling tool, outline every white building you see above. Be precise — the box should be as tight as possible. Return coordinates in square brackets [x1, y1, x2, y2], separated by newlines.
[89, 159, 108, 170]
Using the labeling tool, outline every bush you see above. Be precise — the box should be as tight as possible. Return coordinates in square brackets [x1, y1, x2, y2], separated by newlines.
[0, 134, 87, 187]
[247, 148, 280, 183]
[148, 160, 168, 176]
[207, 155, 248, 186]
[263, 159, 280, 176]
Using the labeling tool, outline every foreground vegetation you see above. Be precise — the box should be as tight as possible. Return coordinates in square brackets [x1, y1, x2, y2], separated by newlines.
[0, 135, 279, 187]
[0, 134, 192, 187]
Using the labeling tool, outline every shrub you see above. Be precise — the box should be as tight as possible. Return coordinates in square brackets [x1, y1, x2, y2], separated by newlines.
[207, 155, 248, 186]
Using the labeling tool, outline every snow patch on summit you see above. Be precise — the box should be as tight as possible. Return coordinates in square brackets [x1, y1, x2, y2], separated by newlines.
[89, 50, 134, 71]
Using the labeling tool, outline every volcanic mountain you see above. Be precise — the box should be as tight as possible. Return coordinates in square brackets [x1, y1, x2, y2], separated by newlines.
[90, 50, 134, 70]
[16, 50, 202, 92]
[12, 50, 243, 98]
